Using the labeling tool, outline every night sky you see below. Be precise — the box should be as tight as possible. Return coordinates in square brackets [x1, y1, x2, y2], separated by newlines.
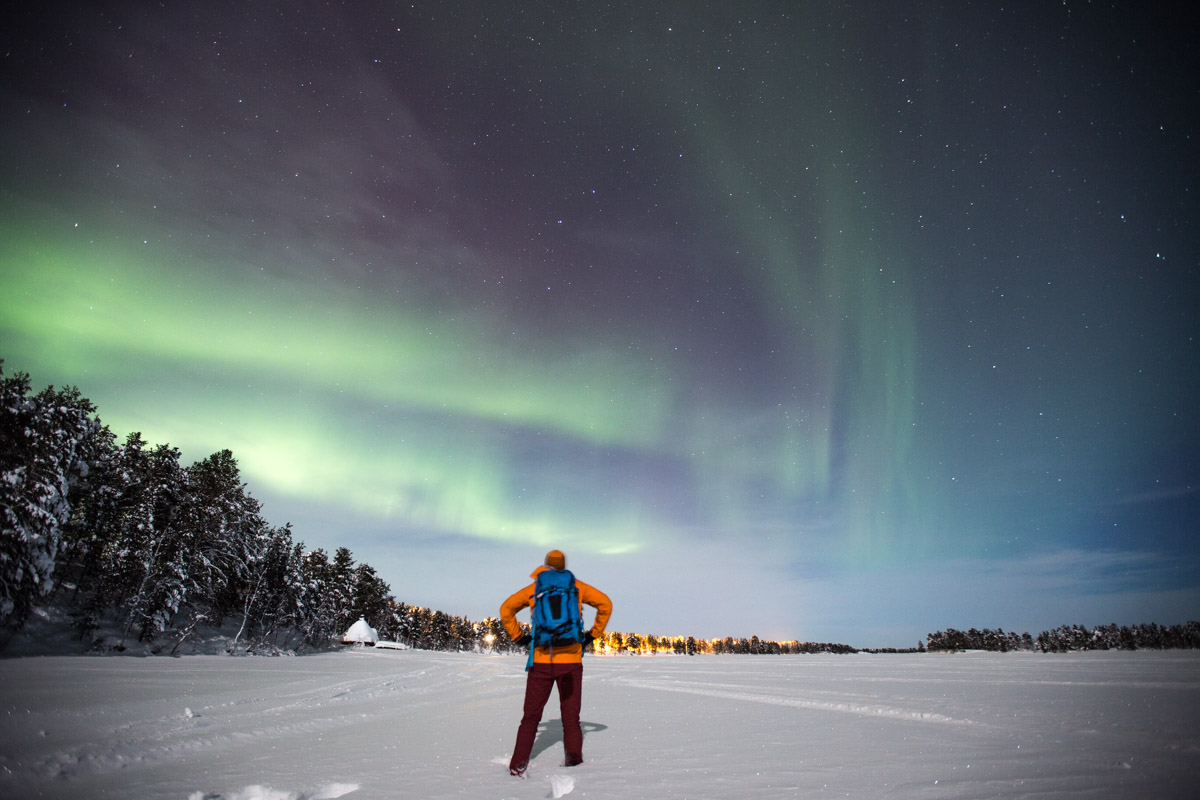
[3, 2, 1197, 647]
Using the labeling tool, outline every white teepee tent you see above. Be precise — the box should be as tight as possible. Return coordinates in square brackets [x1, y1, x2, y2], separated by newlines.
[341, 617, 379, 645]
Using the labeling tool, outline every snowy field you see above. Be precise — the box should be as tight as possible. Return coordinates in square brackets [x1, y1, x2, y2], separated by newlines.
[1, 649, 1198, 799]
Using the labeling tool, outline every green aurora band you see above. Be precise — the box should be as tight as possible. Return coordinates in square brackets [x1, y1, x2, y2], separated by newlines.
[3, 218, 686, 554]
[1, 15, 927, 565]
[644, 30, 925, 564]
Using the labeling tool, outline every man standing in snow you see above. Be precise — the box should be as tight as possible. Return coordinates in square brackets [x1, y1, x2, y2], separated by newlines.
[501, 549, 612, 777]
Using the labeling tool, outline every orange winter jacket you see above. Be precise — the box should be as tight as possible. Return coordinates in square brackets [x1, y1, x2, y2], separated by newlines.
[500, 566, 612, 664]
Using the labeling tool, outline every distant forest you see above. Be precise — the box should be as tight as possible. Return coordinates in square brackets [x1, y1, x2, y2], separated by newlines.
[2, 362, 1196, 657]
[925, 623, 1200, 653]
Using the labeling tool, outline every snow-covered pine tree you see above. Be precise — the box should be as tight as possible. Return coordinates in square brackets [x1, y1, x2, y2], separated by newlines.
[296, 548, 341, 647]
[169, 450, 266, 651]
[428, 609, 453, 650]
[327, 547, 357, 634]
[53, 424, 122, 618]
[63, 431, 149, 639]
[231, 524, 304, 652]
[385, 600, 417, 646]
[349, 561, 391, 634]
[113, 440, 188, 646]
[0, 365, 107, 636]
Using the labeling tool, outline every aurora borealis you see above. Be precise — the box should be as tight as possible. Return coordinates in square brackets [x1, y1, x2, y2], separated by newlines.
[2, 2, 1197, 645]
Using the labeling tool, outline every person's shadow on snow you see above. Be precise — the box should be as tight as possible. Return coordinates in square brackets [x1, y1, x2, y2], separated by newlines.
[529, 720, 609, 761]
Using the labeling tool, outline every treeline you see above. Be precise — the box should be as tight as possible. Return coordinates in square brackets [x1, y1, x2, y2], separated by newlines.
[0, 363, 407, 653]
[374, 614, 858, 656]
[371, 614, 859, 656]
[592, 633, 855, 655]
[926, 622, 1200, 653]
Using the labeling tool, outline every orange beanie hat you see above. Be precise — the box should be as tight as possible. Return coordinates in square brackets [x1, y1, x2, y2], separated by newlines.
[544, 550, 567, 570]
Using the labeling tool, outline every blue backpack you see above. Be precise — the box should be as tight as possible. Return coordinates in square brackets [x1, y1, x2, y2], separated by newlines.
[527, 569, 585, 669]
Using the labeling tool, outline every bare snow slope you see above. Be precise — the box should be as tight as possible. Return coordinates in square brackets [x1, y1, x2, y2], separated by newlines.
[1, 649, 1197, 799]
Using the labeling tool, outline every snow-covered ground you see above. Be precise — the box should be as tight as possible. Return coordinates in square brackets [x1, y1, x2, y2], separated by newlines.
[1, 649, 1197, 799]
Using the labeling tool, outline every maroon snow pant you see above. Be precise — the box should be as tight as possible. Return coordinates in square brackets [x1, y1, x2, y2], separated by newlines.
[509, 661, 584, 771]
